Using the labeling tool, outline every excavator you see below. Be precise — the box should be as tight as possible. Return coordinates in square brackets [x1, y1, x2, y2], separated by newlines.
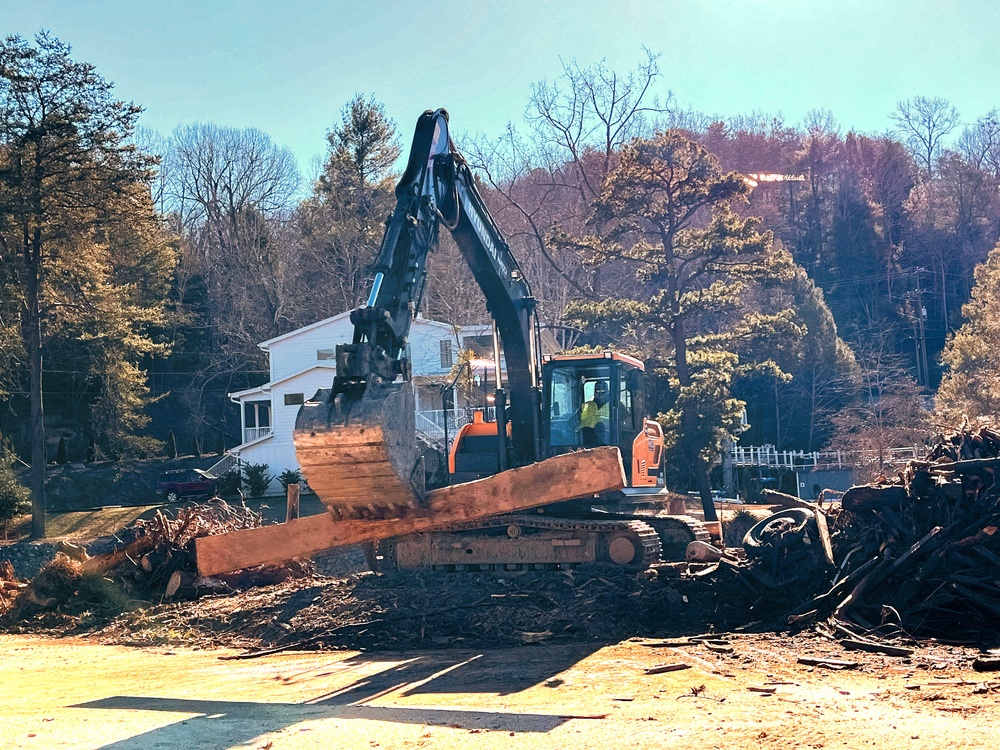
[293, 109, 708, 572]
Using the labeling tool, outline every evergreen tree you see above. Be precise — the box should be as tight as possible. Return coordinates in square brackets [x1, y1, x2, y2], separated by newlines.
[0, 33, 172, 536]
[936, 241, 1000, 421]
[557, 130, 795, 520]
[296, 95, 401, 318]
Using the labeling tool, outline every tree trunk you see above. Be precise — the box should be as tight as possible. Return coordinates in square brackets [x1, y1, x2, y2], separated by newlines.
[26, 230, 45, 539]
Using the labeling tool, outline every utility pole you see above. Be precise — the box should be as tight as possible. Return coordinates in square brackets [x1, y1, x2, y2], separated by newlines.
[915, 270, 930, 387]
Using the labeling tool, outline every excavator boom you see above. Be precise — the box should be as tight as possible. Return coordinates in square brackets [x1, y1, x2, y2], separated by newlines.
[294, 109, 542, 524]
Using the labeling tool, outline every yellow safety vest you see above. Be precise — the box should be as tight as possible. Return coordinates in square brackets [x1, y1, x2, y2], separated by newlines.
[580, 400, 609, 429]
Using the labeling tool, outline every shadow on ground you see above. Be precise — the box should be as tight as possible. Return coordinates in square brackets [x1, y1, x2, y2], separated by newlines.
[72, 644, 604, 749]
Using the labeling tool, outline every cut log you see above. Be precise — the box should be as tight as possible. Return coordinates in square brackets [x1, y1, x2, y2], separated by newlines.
[762, 489, 823, 512]
[81, 536, 153, 576]
[841, 484, 908, 511]
[196, 446, 628, 577]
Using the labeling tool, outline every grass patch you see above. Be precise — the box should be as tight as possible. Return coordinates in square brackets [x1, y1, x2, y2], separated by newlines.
[46, 506, 159, 539]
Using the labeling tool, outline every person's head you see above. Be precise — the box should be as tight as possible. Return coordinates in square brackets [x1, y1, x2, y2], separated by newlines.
[594, 381, 608, 405]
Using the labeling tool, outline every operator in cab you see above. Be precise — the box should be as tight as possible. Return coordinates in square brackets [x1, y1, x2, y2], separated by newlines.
[580, 380, 610, 447]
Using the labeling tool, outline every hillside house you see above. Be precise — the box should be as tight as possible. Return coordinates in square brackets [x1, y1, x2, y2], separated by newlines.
[227, 312, 510, 495]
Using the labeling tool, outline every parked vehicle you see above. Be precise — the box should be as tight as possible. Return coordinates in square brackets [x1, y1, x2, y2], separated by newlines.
[156, 469, 216, 503]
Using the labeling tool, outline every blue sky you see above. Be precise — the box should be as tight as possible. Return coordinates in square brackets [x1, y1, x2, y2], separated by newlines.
[4, 0, 999, 175]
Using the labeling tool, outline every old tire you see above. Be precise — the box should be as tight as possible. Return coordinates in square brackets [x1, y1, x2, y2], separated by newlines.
[743, 508, 814, 559]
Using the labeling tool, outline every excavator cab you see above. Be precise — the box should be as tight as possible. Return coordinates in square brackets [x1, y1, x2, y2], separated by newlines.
[541, 352, 663, 487]
[449, 351, 663, 486]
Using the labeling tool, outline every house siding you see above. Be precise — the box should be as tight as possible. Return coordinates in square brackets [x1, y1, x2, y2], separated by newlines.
[265, 314, 354, 382]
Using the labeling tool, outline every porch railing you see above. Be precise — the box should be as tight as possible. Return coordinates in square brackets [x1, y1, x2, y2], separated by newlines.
[414, 407, 496, 446]
[243, 426, 273, 444]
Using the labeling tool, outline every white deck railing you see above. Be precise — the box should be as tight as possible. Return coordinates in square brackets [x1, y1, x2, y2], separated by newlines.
[243, 426, 273, 443]
[414, 407, 496, 445]
[731, 445, 845, 469]
[732, 444, 926, 470]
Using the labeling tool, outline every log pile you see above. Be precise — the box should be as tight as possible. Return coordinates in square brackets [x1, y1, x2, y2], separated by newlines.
[790, 424, 1000, 642]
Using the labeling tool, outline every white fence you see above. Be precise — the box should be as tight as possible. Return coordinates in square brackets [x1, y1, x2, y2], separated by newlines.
[415, 407, 496, 445]
[732, 444, 925, 469]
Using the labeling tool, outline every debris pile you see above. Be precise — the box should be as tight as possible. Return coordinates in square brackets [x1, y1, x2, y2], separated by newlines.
[0, 500, 308, 631]
[781, 425, 1000, 643]
[95, 565, 708, 652]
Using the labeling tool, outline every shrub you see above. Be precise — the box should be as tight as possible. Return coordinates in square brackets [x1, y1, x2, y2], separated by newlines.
[217, 470, 242, 497]
[0, 461, 31, 536]
[242, 463, 273, 499]
[723, 508, 760, 549]
[277, 468, 301, 491]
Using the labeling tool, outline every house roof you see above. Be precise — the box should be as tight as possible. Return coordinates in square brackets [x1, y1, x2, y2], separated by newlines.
[258, 312, 352, 350]
[258, 311, 487, 350]
[228, 363, 337, 401]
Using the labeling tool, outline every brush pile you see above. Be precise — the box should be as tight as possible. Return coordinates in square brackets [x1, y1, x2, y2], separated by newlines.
[0, 499, 307, 630]
[787, 424, 1000, 643]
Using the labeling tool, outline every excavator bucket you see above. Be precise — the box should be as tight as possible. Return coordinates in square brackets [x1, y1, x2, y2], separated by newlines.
[293, 383, 426, 520]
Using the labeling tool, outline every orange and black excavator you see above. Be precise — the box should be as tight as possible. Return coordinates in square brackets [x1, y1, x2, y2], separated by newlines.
[294, 109, 707, 571]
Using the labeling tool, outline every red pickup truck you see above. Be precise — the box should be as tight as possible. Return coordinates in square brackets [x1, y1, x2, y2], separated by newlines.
[155, 469, 216, 503]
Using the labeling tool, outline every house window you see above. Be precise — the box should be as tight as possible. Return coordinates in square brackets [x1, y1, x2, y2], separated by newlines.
[440, 340, 453, 368]
[284, 393, 304, 406]
[244, 400, 271, 428]
[317, 349, 336, 361]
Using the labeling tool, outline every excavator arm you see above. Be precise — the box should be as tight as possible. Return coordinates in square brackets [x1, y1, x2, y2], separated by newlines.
[295, 109, 542, 520]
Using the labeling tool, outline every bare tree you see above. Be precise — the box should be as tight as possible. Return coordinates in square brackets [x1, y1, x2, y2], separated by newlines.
[153, 122, 302, 451]
[891, 96, 960, 176]
[958, 109, 1000, 177]
[466, 49, 673, 325]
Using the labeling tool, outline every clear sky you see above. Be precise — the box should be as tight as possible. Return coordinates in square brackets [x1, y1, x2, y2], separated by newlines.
[4, 0, 999, 176]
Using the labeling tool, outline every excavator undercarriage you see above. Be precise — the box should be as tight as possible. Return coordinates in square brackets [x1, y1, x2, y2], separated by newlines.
[369, 512, 710, 573]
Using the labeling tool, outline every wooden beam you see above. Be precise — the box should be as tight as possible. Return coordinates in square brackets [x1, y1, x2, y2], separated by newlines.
[196, 446, 627, 576]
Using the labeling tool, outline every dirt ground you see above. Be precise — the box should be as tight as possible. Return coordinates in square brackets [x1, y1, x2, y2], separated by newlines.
[3, 631, 1000, 750]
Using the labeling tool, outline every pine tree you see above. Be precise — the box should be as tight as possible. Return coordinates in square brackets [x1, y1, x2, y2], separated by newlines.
[557, 130, 795, 520]
[295, 95, 401, 317]
[0, 33, 171, 537]
[936, 241, 1000, 421]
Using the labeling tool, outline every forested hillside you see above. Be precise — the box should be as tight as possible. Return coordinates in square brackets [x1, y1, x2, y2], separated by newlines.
[2, 38, 999, 498]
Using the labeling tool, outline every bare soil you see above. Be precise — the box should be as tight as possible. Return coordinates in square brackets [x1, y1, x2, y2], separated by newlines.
[3, 630, 999, 750]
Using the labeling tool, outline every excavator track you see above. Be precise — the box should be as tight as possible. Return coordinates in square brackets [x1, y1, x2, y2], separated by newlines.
[629, 512, 711, 560]
[374, 515, 662, 572]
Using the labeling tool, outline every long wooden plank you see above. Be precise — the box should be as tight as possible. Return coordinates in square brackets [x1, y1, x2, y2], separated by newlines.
[196, 447, 626, 576]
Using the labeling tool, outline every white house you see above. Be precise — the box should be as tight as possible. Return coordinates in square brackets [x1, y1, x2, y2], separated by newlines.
[227, 312, 500, 494]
